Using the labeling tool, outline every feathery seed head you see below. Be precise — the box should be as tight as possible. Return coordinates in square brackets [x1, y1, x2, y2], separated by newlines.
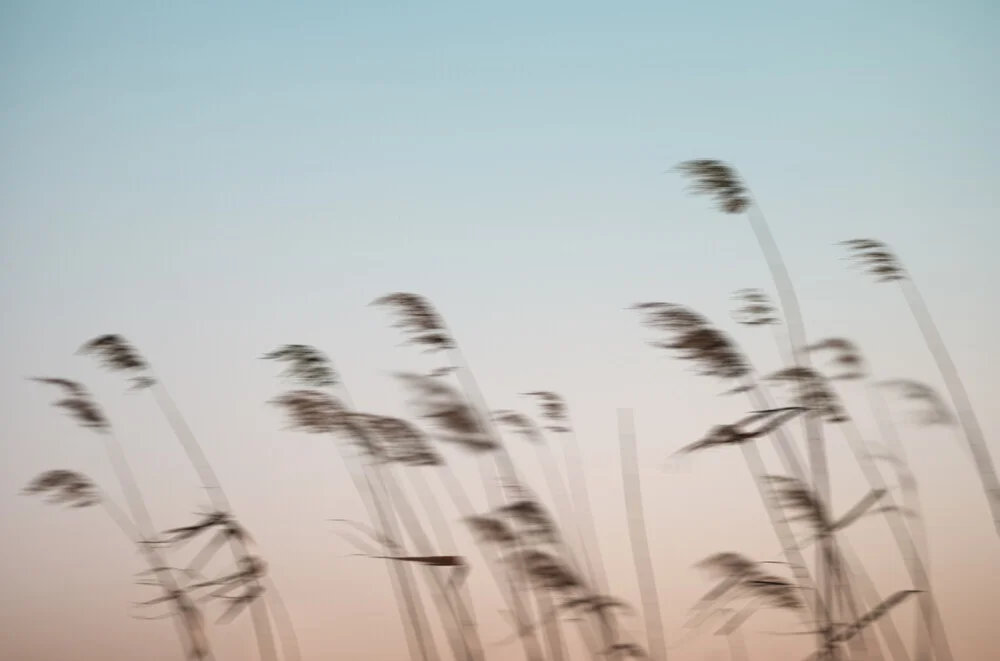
[842, 238, 907, 282]
[24, 469, 101, 508]
[396, 373, 497, 453]
[493, 410, 544, 444]
[633, 302, 749, 380]
[676, 159, 751, 214]
[803, 337, 867, 380]
[464, 515, 519, 545]
[262, 344, 338, 388]
[372, 292, 455, 352]
[879, 379, 956, 426]
[78, 335, 151, 373]
[521, 391, 571, 432]
[360, 415, 443, 466]
[31, 377, 111, 432]
[731, 289, 779, 326]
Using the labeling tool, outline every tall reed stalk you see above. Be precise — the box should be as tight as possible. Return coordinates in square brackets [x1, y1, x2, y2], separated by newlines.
[768, 357, 952, 661]
[843, 239, 1000, 544]
[373, 292, 567, 661]
[264, 347, 472, 661]
[677, 160, 832, 650]
[493, 410, 606, 658]
[77, 336, 288, 661]
[30, 379, 213, 661]
[524, 393, 612, 598]
[630, 304, 829, 635]
[617, 408, 668, 661]
[733, 293, 911, 660]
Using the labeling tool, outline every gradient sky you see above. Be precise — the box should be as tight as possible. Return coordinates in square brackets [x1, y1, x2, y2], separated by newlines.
[1, 2, 998, 660]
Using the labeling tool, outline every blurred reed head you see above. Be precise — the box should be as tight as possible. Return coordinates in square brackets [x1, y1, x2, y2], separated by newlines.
[396, 372, 497, 452]
[78, 334, 150, 374]
[270, 389, 347, 435]
[464, 514, 519, 545]
[741, 574, 803, 611]
[23, 469, 101, 508]
[763, 475, 832, 533]
[696, 552, 761, 581]
[694, 552, 804, 621]
[262, 344, 339, 388]
[507, 549, 583, 593]
[803, 337, 867, 380]
[675, 159, 751, 214]
[632, 302, 750, 380]
[496, 499, 559, 544]
[841, 239, 907, 282]
[372, 292, 455, 352]
[767, 367, 848, 423]
[878, 379, 956, 426]
[31, 377, 111, 432]
[731, 288, 779, 327]
[521, 391, 571, 433]
[493, 409, 545, 444]
[358, 414, 444, 467]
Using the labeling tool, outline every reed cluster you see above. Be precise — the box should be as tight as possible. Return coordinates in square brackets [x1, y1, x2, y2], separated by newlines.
[22, 159, 995, 661]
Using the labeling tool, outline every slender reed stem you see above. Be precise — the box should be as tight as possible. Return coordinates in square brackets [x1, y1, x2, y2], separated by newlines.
[726, 627, 750, 661]
[406, 467, 479, 631]
[617, 409, 668, 661]
[445, 344, 559, 661]
[148, 381, 284, 661]
[837, 421, 954, 661]
[745, 197, 831, 654]
[868, 381, 931, 661]
[559, 427, 610, 594]
[747, 371, 908, 661]
[898, 279, 1000, 543]
[331, 385, 473, 661]
[91, 484, 212, 660]
[837, 538, 910, 661]
[433, 463, 603, 658]
[531, 428, 607, 656]
[361, 467, 438, 661]
[377, 463, 484, 661]
[102, 432, 212, 660]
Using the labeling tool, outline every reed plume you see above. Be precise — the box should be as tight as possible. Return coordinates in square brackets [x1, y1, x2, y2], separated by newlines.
[878, 380, 956, 428]
[731, 289, 780, 327]
[24, 469, 101, 509]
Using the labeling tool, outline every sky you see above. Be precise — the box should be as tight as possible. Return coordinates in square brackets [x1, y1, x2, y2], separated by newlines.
[1, 1, 998, 660]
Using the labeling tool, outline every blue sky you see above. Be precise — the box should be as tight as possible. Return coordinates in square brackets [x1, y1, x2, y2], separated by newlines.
[1, 2, 998, 660]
